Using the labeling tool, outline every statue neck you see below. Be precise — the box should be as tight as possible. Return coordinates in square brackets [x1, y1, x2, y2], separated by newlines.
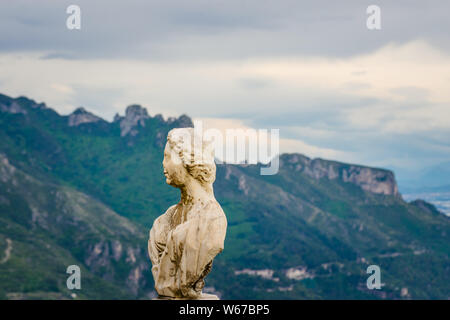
[179, 179, 214, 205]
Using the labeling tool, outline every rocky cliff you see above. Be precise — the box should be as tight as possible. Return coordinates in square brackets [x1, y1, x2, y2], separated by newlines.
[280, 153, 399, 196]
[68, 107, 104, 127]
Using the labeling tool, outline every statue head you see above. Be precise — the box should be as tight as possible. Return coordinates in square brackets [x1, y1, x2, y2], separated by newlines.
[163, 128, 216, 188]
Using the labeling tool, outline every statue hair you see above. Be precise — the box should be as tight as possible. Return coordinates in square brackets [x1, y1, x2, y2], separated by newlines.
[167, 128, 216, 184]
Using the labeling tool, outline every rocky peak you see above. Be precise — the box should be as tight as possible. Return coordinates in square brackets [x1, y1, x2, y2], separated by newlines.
[68, 107, 103, 127]
[0, 94, 48, 115]
[125, 104, 149, 119]
[31, 102, 47, 110]
[280, 153, 399, 196]
[117, 105, 193, 137]
[0, 95, 27, 115]
[119, 105, 150, 137]
[166, 114, 194, 127]
[0, 101, 28, 115]
[154, 114, 164, 122]
[176, 114, 194, 128]
[113, 113, 122, 122]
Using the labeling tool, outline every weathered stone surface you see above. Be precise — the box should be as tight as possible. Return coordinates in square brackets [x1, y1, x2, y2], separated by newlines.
[153, 293, 219, 300]
[148, 128, 227, 300]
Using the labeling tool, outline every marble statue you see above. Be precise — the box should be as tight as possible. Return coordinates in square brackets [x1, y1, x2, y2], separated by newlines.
[148, 128, 227, 299]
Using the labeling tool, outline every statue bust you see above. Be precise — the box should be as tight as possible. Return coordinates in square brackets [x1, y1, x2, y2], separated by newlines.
[148, 128, 227, 299]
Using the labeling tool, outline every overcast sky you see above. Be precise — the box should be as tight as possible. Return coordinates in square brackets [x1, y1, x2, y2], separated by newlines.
[0, 0, 449, 182]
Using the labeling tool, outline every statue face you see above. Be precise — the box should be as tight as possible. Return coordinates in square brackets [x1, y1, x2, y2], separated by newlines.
[162, 142, 186, 187]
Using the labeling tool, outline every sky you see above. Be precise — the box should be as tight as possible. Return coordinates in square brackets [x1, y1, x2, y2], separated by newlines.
[0, 0, 449, 184]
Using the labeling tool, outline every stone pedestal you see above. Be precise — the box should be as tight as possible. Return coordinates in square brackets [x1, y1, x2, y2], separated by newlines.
[153, 293, 219, 300]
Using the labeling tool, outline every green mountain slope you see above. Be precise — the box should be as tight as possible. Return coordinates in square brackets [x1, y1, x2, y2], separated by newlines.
[212, 158, 449, 299]
[0, 154, 153, 299]
[0, 93, 449, 299]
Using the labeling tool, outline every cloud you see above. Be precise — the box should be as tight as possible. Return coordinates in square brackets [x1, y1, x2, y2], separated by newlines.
[1, 1, 450, 60]
[195, 117, 350, 164]
[238, 77, 274, 90]
[50, 83, 74, 95]
[1, 41, 449, 172]
[0, 2, 449, 175]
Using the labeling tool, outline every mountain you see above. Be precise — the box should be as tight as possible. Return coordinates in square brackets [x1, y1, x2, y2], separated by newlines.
[0, 93, 449, 299]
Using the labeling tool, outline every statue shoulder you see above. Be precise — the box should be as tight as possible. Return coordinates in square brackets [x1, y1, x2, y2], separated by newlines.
[164, 204, 178, 216]
[201, 200, 227, 219]
[153, 204, 177, 226]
